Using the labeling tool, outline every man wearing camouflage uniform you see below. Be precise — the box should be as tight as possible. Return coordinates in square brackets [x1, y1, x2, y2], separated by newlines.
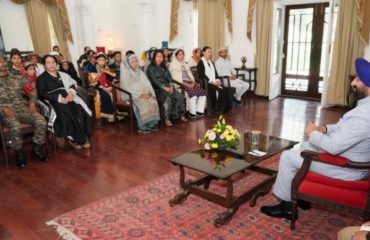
[0, 57, 48, 167]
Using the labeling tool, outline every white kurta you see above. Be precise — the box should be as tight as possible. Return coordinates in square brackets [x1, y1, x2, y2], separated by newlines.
[214, 57, 249, 101]
[273, 96, 370, 201]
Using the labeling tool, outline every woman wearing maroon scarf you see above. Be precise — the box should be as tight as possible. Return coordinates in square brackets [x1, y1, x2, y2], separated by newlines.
[23, 62, 37, 96]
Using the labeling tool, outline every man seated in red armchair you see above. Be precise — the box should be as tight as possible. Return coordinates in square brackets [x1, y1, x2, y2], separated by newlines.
[260, 58, 370, 219]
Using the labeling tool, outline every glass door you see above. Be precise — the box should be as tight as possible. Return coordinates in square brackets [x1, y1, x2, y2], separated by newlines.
[281, 3, 329, 99]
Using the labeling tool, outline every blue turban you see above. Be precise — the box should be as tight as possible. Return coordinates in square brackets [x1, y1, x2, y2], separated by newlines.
[355, 58, 370, 87]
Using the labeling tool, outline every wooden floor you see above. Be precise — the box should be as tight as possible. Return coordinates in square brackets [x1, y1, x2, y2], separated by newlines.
[0, 96, 345, 240]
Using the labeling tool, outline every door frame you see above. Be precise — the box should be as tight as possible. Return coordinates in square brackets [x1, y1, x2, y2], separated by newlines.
[269, 2, 284, 100]
[280, 3, 328, 99]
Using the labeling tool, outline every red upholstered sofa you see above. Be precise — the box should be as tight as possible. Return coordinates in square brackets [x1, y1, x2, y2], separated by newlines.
[290, 150, 370, 229]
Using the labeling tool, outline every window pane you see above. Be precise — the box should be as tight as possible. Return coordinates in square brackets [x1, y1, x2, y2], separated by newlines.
[286, 8, 313, 76]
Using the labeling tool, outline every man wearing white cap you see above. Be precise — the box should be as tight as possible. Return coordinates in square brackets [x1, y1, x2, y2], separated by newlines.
[214, 47, 249, 104]
[260, 58, 370, 220]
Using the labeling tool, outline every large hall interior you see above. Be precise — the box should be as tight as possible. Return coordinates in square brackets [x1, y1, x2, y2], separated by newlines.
[0, 0, 370, 239]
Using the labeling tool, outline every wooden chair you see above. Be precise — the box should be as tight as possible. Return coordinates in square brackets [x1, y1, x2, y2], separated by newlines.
[153, 86, 166, 128]
[149, 78, 186, 126]
[111, 81, 135, 132]
[0, 114, 50, 167]
[77, 63, 88, 88]
[172, 79, 187, 114]
[171, 79, 186, 106]
[290, 150, 370, 229]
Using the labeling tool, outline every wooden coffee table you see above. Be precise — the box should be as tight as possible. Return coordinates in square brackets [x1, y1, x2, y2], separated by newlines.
[169, 132, 298, 227]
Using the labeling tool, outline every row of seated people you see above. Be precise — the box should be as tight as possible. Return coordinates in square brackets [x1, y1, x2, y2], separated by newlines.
[84, 46, 250, 133]
[0, 45, 250, 167]
[0, 51, 92, 168]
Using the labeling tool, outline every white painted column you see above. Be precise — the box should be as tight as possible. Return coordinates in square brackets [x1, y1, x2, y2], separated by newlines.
[138, 1, 157, 53]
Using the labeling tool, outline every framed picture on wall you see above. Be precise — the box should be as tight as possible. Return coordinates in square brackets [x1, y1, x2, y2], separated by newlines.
[0, 27, 5, 52]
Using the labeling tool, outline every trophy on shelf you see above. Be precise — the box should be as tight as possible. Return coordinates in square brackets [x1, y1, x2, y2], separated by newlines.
[241, 56, 247, 69]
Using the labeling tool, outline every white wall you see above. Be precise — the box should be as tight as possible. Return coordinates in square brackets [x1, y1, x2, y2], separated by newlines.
[0, 0, 34, 51]
[168, 0, 197, 60]
[65, 0, 192, 65]
[226, 0, 256, 68]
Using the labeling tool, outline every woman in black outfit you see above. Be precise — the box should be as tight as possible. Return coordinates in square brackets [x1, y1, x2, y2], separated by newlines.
[37, 55, 93, 149]
[60, 60, 82, 86]
[197, 46, 234, 113]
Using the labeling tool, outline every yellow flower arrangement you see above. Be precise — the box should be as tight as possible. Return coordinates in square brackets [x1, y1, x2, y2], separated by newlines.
[198, 115, 241, 150]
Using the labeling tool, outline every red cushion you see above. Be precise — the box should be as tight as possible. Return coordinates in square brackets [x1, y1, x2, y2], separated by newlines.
[317, 153, 349, 166]
[299, 172, 370, 209]
[304, 172, 370, 191]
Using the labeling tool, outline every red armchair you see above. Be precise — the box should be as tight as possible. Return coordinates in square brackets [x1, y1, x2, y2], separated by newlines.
[290, 150, 370, 229]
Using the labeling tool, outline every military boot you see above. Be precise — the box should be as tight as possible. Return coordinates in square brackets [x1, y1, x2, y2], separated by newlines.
[32, 144, 49, 162]
[15, 149, 27, 168]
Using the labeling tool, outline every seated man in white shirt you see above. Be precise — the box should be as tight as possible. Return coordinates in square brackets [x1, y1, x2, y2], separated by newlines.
[214, 47, 249, 104]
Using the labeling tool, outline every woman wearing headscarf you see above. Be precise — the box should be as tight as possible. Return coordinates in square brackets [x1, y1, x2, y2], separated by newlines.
[169, 49, 207, 118]
[60, 60, 88, 102]
[36, 54, 92, 149]
[60, 60, 82, 86]
[146, 50, 187, 126]
[188, 48, 201, 68]
[120, 54, 160, 133]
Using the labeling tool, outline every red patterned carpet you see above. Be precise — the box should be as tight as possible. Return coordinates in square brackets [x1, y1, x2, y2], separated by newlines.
[47, 156, 361, 240]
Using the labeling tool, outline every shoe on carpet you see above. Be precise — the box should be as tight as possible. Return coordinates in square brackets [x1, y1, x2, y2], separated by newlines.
[260, 201, 297, 220]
